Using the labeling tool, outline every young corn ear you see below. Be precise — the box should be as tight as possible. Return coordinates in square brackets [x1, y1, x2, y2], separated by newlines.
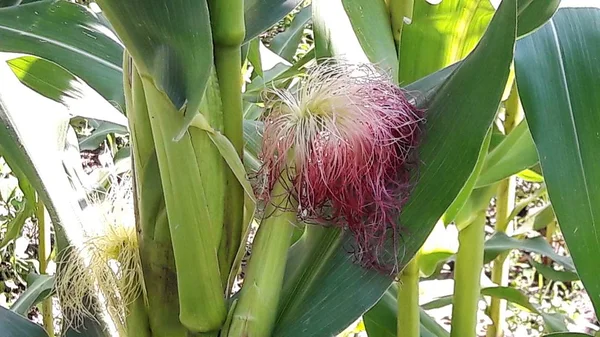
[256, 60, 423, 273]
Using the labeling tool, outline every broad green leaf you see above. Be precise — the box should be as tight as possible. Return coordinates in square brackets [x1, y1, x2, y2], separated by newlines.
[342, 0, 398, 79]
[273, 1, 516, 335]
[0, 0, 124, 110]
[363, 284, 450, 337]
[96, 0, 213, 139]
[398, 0, 494, 84]
[0, 306, 49, 337]
[244, 0, 303, 43]
[10, 274, 54, 315]
[516, 0, 561, 38]
[6, 55, 127, 128]
[531, 260, 579, 282]
[476, 120, 538, 187]
[514, 7, 600, 317]
[312, 0, 369, 61]
[269, 5, 311, 62]
[483, 232, 575, 271]
[481, 286, 568, 332]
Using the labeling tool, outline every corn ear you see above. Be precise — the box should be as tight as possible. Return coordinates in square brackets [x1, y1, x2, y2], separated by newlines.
[127, 59, 188, 337]
[141, 77, 226, 332]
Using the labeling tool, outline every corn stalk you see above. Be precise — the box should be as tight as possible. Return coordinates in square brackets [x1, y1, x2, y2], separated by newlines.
[487, 81, 523, 337]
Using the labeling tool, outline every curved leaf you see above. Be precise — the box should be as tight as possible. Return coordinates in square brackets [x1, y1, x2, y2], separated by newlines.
[272, 0, 517, 335]
[483, 232, 575, 271]
[312, 0, 369, 61]
[531, 260, 579, 282]
[342, 0, 398, 79]
[6, 55, 127, 128]
[0, 306, 49, 337]
[363, 284, 449, 337]
[244, 0, 303, 43]
[475, 120, 538, 187]
[96, 0, 213, 138]
[10, 274, 54, 315]
[269, 5, 311, 62]
[515, 7, 600, 316]
[516, 0, 561, 38]
[482, 286, 569, 332]
[0, 0, 124, 110]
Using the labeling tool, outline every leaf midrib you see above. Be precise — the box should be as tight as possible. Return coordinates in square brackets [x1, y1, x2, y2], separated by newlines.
[548, 18, 600, 245]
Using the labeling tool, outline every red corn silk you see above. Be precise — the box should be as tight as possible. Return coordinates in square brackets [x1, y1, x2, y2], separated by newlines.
[255, 61, 424, 273]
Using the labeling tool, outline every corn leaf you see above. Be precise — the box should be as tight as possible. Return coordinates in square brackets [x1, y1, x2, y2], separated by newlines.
[10, 274, 54, 316]
[342, 0, 398, 79]
[245, 0, 303, 43]
[515, 6, 600, 317]
[476, 120, 538, 187]
[95, 0, 213, 139]
[398, 0, 494, 84]
[0, 0, 124, 110]
[269, 5, 311, 62]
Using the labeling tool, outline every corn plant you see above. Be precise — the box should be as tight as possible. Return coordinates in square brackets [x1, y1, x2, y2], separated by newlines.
[0, 0, 599, 337]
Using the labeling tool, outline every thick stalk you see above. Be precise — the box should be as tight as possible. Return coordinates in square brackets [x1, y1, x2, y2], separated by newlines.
[227, 178, 297, 337]
[487, 82, 522, 337]
[450, 212, 486, 337]
[397, 255, 420, 337]
[208, 0, 246, 287]
[36, 199, 54, 336]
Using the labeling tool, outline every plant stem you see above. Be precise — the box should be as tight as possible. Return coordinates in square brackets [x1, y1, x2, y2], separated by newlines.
[450, 212, 486, 337]
[397, 255, 420, 337]
[36, 198, 54, 337]
[487, 81, 522, 337]
[208, 0, 246, 287]
[215, 47, 245, 286]
[227, 177, 297, 337]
